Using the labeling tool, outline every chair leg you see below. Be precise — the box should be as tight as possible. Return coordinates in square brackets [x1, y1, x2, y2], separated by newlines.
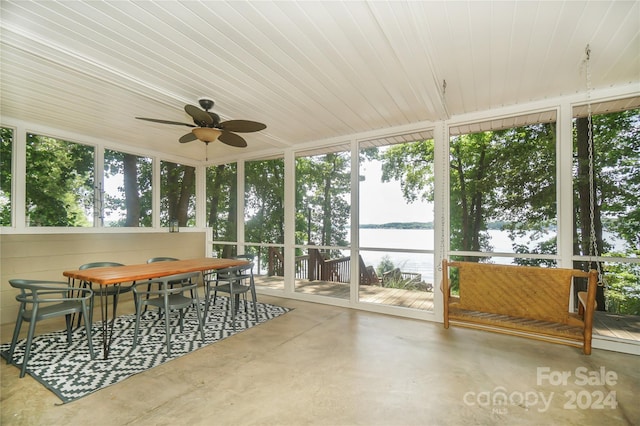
[65, 314, 73, 344]
[143, 282, 152, 312]
[87, 294, 94, 327]
[81, 301, 95, 360]
[179, 309, 185, 333]
[164, 295, 171, 357]
[7, 308, 24, 365]
[20, 308, 40, 378]
[229, 291, 237, 332]
[250, 278, 258, 319]
[193, 292, 206, 342]
[204, 280, 211, 319]
[133, 295, 143, 350]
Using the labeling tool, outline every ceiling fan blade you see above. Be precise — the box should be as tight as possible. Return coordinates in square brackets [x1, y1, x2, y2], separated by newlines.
[179, 132, 198, 143]
[218, 131, 248, 148]
[219, 120, 266, 133]
[208, 112, 221, 126]
[184, 104, 213, 125]
[136, 117, 195, 127]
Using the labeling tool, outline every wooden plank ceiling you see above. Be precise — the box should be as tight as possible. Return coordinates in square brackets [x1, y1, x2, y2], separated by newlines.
[1, 1, 638, 162]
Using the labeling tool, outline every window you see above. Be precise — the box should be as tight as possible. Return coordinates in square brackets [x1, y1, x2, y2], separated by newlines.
[245, 158, 285, 244]
[103, 149, 152, 227]
[573, 104, 640, 315]
[449, 112, 558, 265]
[245, 157, 285, 290]
[207, 162, 237, 258]
[295, 147, 351, 298]
[0, 127, 12, 226]
[160, 161, 195, 227]
[25, 133, 94, 227]
[359, 132, 435, 309]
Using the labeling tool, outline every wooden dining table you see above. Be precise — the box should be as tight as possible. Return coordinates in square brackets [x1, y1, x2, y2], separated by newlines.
[63, 257, 249, 359]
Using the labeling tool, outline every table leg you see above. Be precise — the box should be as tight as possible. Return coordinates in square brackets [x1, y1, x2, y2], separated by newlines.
[98, 284, 121, 360]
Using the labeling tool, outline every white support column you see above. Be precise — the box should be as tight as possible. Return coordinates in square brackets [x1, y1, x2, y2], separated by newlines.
[350, 137, 359, 304]
[195, 163, 206, 229]
[152, 157, 161, 228]
[94, 144, 105, 227]
[432, 120, 449, 322]
[13, 124, 26, 229]
[284, 149, 296, 293]
[236, 160, 245, 248]
[557, 102, 574, 268]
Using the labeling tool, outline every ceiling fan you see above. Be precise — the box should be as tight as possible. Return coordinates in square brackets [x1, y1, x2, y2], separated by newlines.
[136, 98, 266, 148]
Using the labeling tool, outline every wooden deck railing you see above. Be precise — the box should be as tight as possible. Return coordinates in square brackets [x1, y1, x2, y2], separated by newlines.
[267, 247, 379, 285]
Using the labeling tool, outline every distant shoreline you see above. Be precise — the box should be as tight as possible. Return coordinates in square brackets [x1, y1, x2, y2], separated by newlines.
[360, 221, 508, 230]
[360, 222, 433, 230]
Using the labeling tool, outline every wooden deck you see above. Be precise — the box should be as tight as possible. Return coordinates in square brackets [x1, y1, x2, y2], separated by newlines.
[254, 275, 639, 343]
[593, 311, 640, 342]
[257, 276, 432, 311]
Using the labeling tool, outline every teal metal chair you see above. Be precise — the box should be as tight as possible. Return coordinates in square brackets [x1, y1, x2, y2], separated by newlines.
[144, 257, 186, 312]
[132, 271, 205, 357]
[79, 261, 133, 324]
[204, 262, 257, 330]
[6, 279, 95, 378]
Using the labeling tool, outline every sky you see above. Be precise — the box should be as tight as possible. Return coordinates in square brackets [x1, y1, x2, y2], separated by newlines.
[358, 159, 434, 225]
[103, 158, 435, 225]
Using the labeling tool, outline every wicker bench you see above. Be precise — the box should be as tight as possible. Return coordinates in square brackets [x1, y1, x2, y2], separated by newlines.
[441, 260, 598, 355]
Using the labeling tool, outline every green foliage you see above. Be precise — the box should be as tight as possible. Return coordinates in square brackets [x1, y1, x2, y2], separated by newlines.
[381, 140, 435, 204]
[0, 127, 13, 226]
[103, 149, 152, 227]
[376, 255, 395, 276]
[160, 161, 195, 227]
[245, 158, 285, 245]
[207, 163, 237, 244]
[25, 134, 94, 226]
[295, 152, 350, 256]
[603, 260, 640, 315]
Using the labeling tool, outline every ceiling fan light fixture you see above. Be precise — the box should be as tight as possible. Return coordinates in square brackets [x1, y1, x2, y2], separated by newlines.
[192, 127, 222, 142]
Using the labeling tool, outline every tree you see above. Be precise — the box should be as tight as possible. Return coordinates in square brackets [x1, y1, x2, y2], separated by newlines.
[25, 134, 94, 226]
[296, 153, 350, 255]
[103, 150, 152, 227]
[0, 127, 13, 226]
[161, 161, 195, 227]
[207, 163, 237, 258]
[573, 109, 640, 313]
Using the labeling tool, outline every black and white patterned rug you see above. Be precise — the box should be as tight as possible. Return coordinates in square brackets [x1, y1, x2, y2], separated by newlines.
[1, 297, 290, 403]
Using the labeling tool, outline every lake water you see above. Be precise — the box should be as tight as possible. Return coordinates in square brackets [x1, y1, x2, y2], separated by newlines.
[350, 228, 626, 283]
[347, 228, 518, 283]
[352, 228, 624, 282]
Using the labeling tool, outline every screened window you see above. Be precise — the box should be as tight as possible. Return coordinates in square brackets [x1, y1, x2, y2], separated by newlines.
[104, 149, 152, 227]
[160, 161, 195, 227]
[244, 158, 285, 244]
[0, 127, 12, 226]
[207, 162, 237, 258]
[25, 133, 94, 227]
[294, 147, 351, 298]
[358, 133, 435, 309]
[449, 113, 558, 265]
[573, 105, 640, 315]
[295, 149, 351, 247]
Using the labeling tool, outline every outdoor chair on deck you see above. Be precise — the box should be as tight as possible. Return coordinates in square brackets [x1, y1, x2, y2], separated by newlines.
[203, 262, 258, 330]
[78, 261, 133, 324]
[5, 279, 95, 378]
[144, 257, 189, 312]
[132, 271, 205, 357]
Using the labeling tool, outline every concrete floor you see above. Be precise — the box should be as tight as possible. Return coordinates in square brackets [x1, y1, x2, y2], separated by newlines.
[1, 295, 639, 426]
